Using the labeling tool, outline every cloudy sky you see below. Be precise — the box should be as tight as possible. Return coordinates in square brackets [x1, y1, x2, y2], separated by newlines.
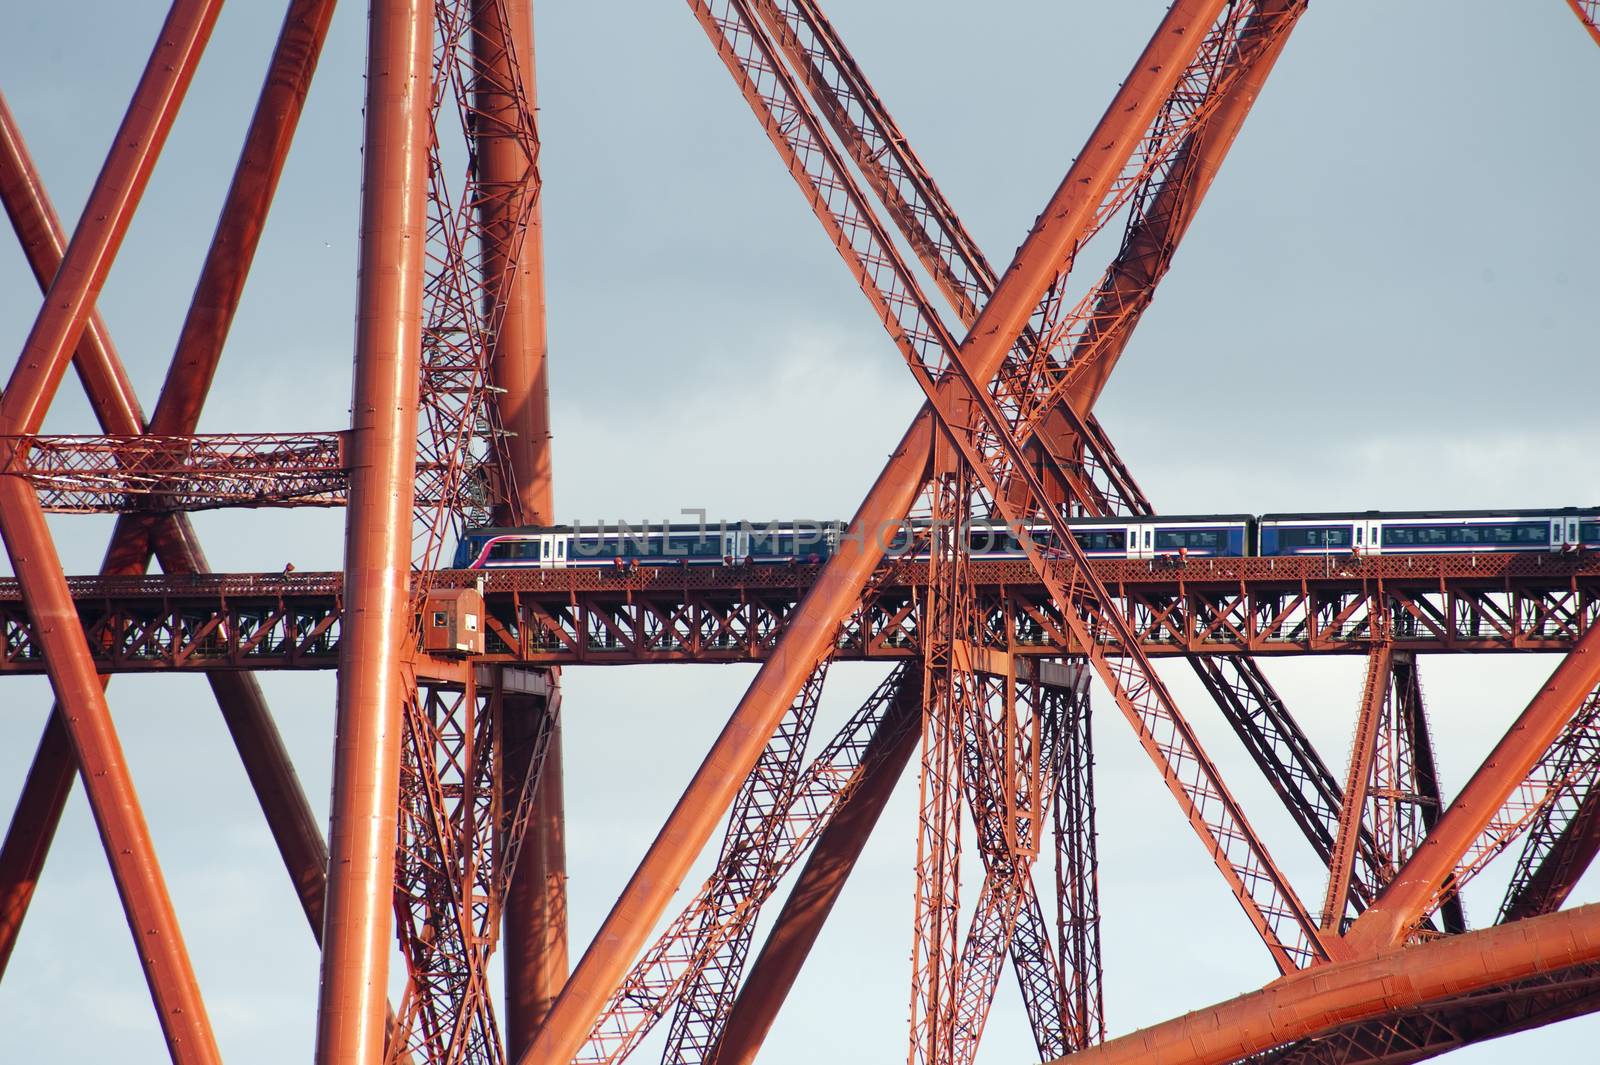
[0, 1, 1596, 1062]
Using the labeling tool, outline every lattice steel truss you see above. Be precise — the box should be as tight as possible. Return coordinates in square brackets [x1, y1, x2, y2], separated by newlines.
[1, 5, 1597, 1065]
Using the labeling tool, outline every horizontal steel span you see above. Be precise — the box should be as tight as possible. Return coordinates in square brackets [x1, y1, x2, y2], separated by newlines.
[0, 552, 1591, 674]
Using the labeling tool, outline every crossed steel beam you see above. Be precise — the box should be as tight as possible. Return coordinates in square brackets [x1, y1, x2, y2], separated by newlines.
[1, 3, 1597, 1065]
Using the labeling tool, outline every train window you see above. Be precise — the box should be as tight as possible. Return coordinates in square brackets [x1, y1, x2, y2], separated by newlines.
[1073, 529, 1127, 552]
[1277, 526, 1352, 549]
[487, 539, 538, 561]
[665, 533, 720, 557]
[431, 611, 448, 628]
[1155, 529, 1224, 551]
[1384, 522, 1547, 547]
[1582, 522, 1600, 544]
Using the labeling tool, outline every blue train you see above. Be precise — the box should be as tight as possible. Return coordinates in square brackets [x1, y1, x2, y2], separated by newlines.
[452, 509, 1600, 570]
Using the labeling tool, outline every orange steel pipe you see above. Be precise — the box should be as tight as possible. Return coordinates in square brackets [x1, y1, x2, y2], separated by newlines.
[710, 682, 921, 1065]
[1344, 628, 1600, 950]
[0, 91, 143, 436]
[473, 0, 552, 526]
[504, 704, 568, 1051]
[311, 0, 431, 1060]
[0, 0, 222, 439]
[0, 3, 224, 1059]
[0, 68, 330, 962]
[1057, 0, 1301, 421]
[519, 4, 1229, 1061]
[469, 0, 566, 1046]
[151, 0, 340, 436]
[0, 484, 223, 1064]
[1049, 901, 1600, 1065]
[0, 714, 72, 979]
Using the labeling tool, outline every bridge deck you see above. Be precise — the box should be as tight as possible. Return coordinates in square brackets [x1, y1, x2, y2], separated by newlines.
[1, 552, 1593, 673]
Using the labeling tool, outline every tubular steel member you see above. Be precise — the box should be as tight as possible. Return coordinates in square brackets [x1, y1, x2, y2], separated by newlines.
[153, 0, 340, 434]
[745, 0, 1366, 961]
[0, 91, 142, 443]
[0, 716, 72, 978]
[573, 665, 913, 1064]
[312, 0, 432, 1061]
[749, 0, 1378, 921]
[1048, 901, 1600, 1065]
[1343, 623, 1600, 951]
[0, 484, 224, 1064]
[468, 0, 566, 1049]
[0, 1, 227, 1058]
[0, 61, 337, 972]
[702, 0, 1323, 971]
[522, 5, 1232, 1061]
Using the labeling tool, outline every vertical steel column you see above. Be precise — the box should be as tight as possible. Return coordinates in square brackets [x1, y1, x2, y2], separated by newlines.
[469, 0, 565, 1049]
[472, 0, 552, 525]
[522, 4, 1226, 1058]
[709, 677, 922, 1065]
[312, 1, 431, 1062]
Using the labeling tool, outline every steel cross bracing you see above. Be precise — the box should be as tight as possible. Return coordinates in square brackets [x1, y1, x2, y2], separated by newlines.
[695, 0, 1331, 976]
[573, 666, 911, 1064]
[1500, 687, 1600, 922]
[738, 0, 1403, 932]
[2, 5, 1599, 1065]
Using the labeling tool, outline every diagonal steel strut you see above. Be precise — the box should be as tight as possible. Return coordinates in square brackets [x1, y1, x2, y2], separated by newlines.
[519, 5, 1235, 1061]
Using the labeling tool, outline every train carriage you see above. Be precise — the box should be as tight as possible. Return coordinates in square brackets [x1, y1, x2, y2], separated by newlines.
[1258, 509, 1593, 556]
[456, 508, 1597, 570]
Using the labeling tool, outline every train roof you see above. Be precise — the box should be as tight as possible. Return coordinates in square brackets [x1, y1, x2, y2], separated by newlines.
[1259, 508, 1598, 521]
[461, 520, 843, 536]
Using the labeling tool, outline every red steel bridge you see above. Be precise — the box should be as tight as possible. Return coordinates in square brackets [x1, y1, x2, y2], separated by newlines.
[0, 3, 1597, 1065]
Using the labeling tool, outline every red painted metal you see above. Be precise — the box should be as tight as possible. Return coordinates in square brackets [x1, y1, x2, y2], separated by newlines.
[312, 1, 432, 1061]
[1321, 643, 1393, 930]
[467, 1, 564, 1050]
[0, 483, 224, 1064]
[1502, 687, 1600, 921]
[153, 0, 339, 437]
[521, 7, 1252, 1056]
[0, 553, 1592, 677]
[0, 432, 347, 510]
[1571, 0, 1600, 46]
[0, 714, 72, 979]
[2, 4, 1596, 1063]
[1345, 622, 1600, 950]
[707, 674, 922, 1065]
[0, 70, 337, 993]
[0, 92, 143, 436]
[0, 3, 229, 1060]
[707, 0, 1331, 974]
[574, 666, 907, 1063]
[1051, 902, 1600, 1065]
